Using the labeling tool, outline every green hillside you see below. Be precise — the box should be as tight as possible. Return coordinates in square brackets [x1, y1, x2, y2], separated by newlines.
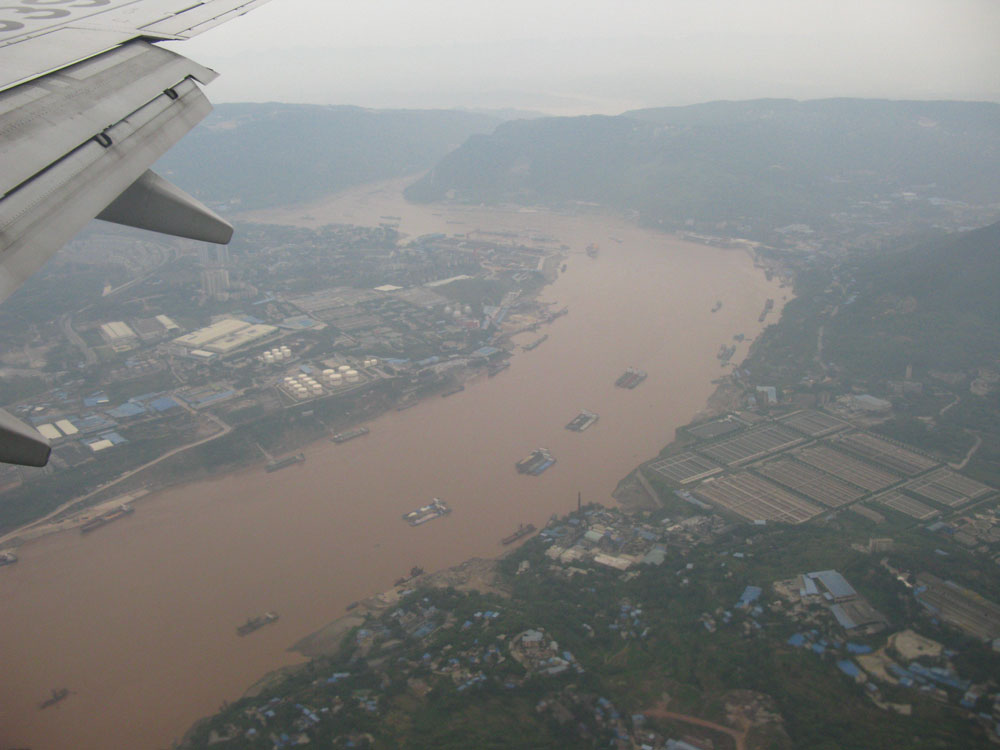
[826, 221, 1000, 376]
[405, 99, 1000, 234]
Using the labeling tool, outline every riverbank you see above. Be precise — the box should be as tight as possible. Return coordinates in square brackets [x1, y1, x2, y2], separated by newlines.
[0, 181, 784, 750]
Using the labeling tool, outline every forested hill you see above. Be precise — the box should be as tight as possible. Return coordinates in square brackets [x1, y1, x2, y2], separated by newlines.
[825, 220, 1000, 375]
[156, 103, 500, 211]
[405, 98, 1000, 234]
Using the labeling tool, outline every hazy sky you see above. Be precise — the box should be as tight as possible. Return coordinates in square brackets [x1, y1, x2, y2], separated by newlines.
[166, 0, 1000, 114]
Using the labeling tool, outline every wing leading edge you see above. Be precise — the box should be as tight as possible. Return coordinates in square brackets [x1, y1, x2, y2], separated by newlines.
[0, 0, 275, 465]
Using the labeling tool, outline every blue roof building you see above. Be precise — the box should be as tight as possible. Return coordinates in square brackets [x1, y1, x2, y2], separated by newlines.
[737, 585, 763, 608]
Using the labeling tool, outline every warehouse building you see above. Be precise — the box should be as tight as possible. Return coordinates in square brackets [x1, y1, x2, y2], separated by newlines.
[171, 318, 278, 357]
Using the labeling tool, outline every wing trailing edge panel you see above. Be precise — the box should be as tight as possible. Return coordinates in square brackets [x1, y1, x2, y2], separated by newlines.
[0, 0, 275, 466]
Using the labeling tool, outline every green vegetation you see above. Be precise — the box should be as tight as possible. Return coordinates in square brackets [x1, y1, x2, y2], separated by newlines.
[181, 514, 994, 749]
[407, 99, 1000, 238]
[825, 222, 1000, 375]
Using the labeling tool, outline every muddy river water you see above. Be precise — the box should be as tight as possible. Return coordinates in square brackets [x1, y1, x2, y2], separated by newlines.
[0, 181, 784, 748]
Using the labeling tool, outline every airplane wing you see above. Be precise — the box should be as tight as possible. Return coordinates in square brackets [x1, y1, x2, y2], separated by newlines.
[0, 0, 274, 466]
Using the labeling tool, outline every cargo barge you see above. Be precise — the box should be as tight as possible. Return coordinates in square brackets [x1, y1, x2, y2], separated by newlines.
[523, 334, 548, 351]
[758, 298, 774, 322]
[516, 448, 556, 475]
[237, 611, 279, 636]
[488, 361, 510, 377]
[501, 523, 536, 545]
[332, 426, 370, 443]
[40, 688, 69, 709]
[403, 497, 451, 526]
[0, 550, 17, 566]
[565, 410, 598, 432]
[80, 503, 134, 534]
[441, 384, 465, 397]
[614, 368, 647, 389]
[265, 453, 305, 472]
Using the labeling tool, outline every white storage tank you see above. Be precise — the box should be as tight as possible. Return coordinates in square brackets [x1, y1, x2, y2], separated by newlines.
[338, 365, 351, 373]
[345, 371, 360, 383]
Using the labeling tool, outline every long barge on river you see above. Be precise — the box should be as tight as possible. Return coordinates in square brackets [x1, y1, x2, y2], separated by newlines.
[488, 361, 510, 377]
[39, 688, 69, 709]
[80, 503, 134, 534]
[615, 368, 647, 389]
[332, 427, 369, 443]
[403, 497, 451, 526]
[501, 523, 536, 545]
[523, 334, 548, 351]
[565, 410, 598, 432]
[237, 611, 279, 636]
[266, 453, 305, 472]
[394, 565, 425, 587]
[516, 448, 556, 476]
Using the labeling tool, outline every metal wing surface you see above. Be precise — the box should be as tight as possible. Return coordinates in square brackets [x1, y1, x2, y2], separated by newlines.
[0, 0, 274, 466]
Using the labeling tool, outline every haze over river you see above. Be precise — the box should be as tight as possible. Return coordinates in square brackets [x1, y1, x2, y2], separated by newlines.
[0, 182, 784, 749]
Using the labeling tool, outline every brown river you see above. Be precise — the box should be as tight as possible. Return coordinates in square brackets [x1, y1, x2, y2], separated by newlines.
[0, 181, 784, 749]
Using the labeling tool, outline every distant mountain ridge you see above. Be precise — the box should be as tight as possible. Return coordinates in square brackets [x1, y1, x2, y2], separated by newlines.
[156, 103, 500, 211]
[405, 98, 1000, 234]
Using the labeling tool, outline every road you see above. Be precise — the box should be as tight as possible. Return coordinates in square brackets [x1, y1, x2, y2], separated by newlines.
[949, 430, 982, 471]
[939, 394, 961, 416]
[643, 704, 747, 750]
[60, 313, 97, 366]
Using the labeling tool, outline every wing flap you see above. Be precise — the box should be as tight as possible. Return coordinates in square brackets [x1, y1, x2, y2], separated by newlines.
[0, 40, 216, 198]
[0, 75, 212, 302]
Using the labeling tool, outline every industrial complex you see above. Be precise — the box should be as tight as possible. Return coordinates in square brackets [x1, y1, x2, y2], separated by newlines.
[648, 410, 996, 527]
